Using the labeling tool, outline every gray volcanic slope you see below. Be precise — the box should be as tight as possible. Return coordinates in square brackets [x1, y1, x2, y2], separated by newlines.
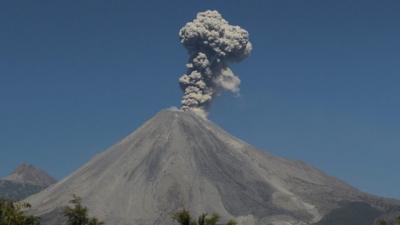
[26, 109, 399, 225]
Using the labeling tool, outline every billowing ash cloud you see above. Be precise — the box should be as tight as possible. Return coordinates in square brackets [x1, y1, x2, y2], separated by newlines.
[178, 10, 252, 118]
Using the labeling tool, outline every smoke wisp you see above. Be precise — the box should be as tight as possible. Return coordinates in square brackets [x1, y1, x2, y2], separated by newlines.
[178, 10, 252, 118]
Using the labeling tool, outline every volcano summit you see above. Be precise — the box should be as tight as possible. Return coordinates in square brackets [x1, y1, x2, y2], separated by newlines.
[26, 109, 399, 225]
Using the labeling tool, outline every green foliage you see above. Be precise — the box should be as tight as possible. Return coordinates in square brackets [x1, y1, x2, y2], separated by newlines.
[377, 219, 388, 225]
[0, 199, 40, 225]
[196, 213, 219, 225]
[171, 209, 195, 225]
[376, 216, 400, 225]
[226, 219, 237, 225]
[172, 210, 236, 225]
[64, 195, 104, 225]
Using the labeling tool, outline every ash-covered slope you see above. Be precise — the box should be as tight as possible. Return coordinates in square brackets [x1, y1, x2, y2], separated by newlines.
[26, 109, 399, 225]
[0, 164, 56, 201]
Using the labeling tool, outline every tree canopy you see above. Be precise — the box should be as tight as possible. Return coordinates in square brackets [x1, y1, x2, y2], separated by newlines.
[172, 209, 237, 225]
[64, 195, 104, 225]
[0, 199, 40, 225]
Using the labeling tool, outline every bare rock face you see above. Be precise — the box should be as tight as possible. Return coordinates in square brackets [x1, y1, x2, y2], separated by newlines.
[4, 164, 56, 187]
[25, 109, 399, 225]
[0, 164, 56, 200]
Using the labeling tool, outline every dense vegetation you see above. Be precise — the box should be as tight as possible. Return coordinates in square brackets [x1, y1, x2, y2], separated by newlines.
[377, 216, 400, 225]
[1, 196, 399, 225]
[63, 195, 104, 225]
[172, 209, 236, 225]
[0, 199, 40, 225]
[0, 196, 104, 225]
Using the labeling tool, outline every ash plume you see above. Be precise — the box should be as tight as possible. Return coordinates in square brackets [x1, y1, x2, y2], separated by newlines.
[178, 10, 252, 118]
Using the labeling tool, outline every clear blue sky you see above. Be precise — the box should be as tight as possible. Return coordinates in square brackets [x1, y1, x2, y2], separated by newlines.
[1, 0, 399, 199]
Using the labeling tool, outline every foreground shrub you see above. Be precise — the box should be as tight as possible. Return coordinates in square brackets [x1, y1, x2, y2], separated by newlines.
[64, 195, 104, 225]
[172, 209, 236, 225]
[0, 199, 40, 225]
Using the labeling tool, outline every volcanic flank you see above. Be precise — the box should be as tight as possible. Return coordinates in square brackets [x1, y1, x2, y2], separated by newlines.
[26, 109, 399, 225]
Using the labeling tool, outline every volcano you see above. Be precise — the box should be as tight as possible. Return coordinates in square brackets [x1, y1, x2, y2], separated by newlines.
[26, 109, 399, 225]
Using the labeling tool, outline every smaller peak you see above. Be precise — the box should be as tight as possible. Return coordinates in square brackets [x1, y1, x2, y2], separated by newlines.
[14, 163, 35, 171]
[3, 163, 56, 187]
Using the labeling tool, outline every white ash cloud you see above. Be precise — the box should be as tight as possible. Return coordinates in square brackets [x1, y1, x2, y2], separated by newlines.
[178, 10, 252, 117]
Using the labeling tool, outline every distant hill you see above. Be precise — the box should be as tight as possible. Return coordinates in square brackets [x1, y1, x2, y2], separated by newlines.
[0, 164, 56, 201]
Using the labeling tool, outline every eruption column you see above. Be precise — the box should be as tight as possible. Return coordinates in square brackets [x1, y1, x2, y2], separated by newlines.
[178, 10, 252, 118]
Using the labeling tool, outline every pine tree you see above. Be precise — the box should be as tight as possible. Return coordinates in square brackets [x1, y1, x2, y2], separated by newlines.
[64, 195, 104, 225]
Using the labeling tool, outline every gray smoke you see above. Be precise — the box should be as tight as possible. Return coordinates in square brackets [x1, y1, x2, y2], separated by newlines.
[178, 10, 252, 118]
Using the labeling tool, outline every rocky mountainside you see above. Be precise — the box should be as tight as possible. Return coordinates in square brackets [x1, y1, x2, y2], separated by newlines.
[4, 163, 56, 187]
[0, 164, 56, 201]
[26, 109, 399, 225]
